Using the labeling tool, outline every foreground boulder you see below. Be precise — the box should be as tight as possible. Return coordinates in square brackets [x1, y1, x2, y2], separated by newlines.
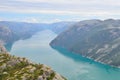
[0, 52, 66, 80]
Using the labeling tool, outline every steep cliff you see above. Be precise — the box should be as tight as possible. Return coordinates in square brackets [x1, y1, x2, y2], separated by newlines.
[50, 19, 120, 68]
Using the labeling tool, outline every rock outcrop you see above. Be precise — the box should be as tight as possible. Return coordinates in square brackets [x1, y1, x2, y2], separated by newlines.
[0, 52, 66, 80]
[0, 43, 7, 53]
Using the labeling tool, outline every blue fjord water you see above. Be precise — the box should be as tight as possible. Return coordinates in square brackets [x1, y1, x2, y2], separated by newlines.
[10, 30, 120, 80]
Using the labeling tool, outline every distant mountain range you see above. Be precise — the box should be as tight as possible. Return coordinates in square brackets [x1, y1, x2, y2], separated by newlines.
[50, 19, 120, 68]
[0, 21, 75, 51]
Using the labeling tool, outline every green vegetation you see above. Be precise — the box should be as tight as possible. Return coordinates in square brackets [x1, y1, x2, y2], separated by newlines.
[0, 53, 66, 80]
[47, 72, 55, 80]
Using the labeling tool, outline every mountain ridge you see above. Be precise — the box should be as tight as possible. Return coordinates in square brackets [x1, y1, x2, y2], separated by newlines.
[0, 21, 75, 51]
[50, 19, 120, 68]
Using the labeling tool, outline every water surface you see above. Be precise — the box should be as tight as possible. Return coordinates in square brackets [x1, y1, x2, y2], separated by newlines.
[10, 30, 120, 80]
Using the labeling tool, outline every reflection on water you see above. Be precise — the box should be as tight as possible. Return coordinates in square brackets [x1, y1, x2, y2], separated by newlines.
[10, 30, 120, 80]
[52, 46, 120, 71]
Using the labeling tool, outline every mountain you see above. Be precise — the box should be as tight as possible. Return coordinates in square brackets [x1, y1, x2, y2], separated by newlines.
[48, 22, 75, 34]
[50, 19, 120, 68]
[0, 21, 47, 51]
[0, 21, 75, 51]
[0, 21, 47, 40]
[0, 26, 14, 45]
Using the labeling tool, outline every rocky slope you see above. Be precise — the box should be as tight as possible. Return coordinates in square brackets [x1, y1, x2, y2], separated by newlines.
[0, 26, 13, 44]
[50, 19, 120, 68]
[0, 21, 46, 42]
[0, 22, 46, 51]
[0, 48, 66, 80]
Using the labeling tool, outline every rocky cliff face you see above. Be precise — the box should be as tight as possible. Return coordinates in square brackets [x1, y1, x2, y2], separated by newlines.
[50, 19, 120, 68]
[0, 26, 13, 45]
[0, 21, 46, 43]
[0, 52, 66, 80]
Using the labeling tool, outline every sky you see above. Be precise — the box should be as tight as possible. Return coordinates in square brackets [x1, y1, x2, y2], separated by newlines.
[0, 0, 120, 23]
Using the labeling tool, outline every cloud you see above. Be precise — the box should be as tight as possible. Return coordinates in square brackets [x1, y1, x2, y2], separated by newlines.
[0, 0, 120, 15]
[21, 17, 39, 23]
[0, 0, 120, 22]
[0, 0, 120, 12]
